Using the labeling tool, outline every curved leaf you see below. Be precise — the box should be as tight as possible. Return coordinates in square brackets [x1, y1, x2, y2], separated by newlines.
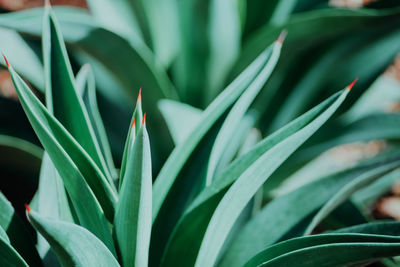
[8, 65, 115, 254]
[245, 233, 400, 267]
[0, 235, 28, 267]
[27, 210, 119, 267]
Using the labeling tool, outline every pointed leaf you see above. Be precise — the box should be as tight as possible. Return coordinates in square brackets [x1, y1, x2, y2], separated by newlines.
[0, 192, 42, 267]
[8, 65, 115, 254]
[27, 210, 119, 267]
[115, 124, 152, 267]
[195, 88, 350, 267]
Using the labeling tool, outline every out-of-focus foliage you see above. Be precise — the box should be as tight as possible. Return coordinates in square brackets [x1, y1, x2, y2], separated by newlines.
[0, 0, 400, 267]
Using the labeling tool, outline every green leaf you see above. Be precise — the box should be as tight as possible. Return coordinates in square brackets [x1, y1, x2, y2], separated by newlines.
[0, 235, 29, 267]
[162, 90, 349, 267]
[194, 88, 349, 267]
[0, 28, 43, 90]
[336, 221, 400, 236]
[244, 233, 400, 267]
[43, 6, 113, 185]
[207, 0, 242, 101]
[221, 153, 400, 267]
[304, 163, 400, 235]
[27, 210, 120, 267]
[0, 192, 42, 267]
[8, 65, 115, 254]
[206, 39, 282, 185]
[75, 65, 117, 180]
[0, 226, 10, 244]
[36, 153, 74, 257]
[115, 124, 152, 267]
[158, 100, 202, 145]
[119, 92, 143, 188]
[152, 42, 276, 222]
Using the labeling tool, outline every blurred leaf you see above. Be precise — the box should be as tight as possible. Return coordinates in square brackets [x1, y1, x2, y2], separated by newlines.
[206, 0, 242, 101]
[0, 28, 43, 90]
[336, 221, 400, 236]
[245, 233, 400, 267]
[0, 225, 10, 244]
[304, 163, 400, 235]
[115, 124, 152, 267]
[158, 100, 202, 145]
[0, 192, 42, 267]
[221, 152, 400, 267]
[8, 65, 116, 254]
[0, 234, 29, 267]
[27, 210, 120, 267]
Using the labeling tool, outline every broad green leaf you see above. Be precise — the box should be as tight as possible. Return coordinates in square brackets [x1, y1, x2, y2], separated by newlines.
[27, 210, 119, 267]
[75, 65, 117, 180]
[221, 153, 400, 267]
[336, 221, 400, 236]
[162, 90, 349, 267]
[158, 100, 202, 145]
[352, 168, 400, 211]
[36, 153, 74, 257]
[0, 6, 178, 106]
[304, 163, 400, 235]
[0, 192, 42, 267]
[153, 42, 276, 222]
[142, 0, 180, 66]
[194, 88, 349, 267]
[115, 124, 152, 267]
[206, 39, 282, 185]
[0, 235, 29, 267]
[0, 28, 43, 90]
[42, 6, 113, 185]
[207, 0, 242, 101]
[8, 65, 115, 254]
[245, 233, 400, 267]
[0, 226, 9, 244]
[85, 0, 144, 45]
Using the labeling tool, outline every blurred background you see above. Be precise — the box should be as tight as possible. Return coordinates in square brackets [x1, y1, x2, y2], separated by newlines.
[0, 0, 399, 227]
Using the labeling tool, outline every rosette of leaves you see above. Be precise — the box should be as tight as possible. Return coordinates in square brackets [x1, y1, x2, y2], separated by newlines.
[1, 4, 400, 267]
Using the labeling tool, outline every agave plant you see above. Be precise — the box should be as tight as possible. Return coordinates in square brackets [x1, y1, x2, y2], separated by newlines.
[1, 3, 400, 267]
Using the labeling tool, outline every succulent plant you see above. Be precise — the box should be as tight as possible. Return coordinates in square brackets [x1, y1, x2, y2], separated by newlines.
[1, 1, 400, 267]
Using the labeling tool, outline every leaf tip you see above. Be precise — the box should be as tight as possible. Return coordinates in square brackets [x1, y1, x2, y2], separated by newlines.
[24, 204, 31, 212]
[142, 113, 146, 125]
[131, 116, 136, 129]
[138, 87, 142, 102]
[2, 54, 10, 68]
[277, 29, 288, 44]
[347, 77, 359, 91]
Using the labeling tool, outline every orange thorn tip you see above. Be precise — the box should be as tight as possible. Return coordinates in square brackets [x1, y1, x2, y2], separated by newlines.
[137, 88, 142, 102]
[24, 204, 31, 212]
[131, 117, 136, 128]
[142, 113, 146, 125]
[277, 29, 288, 44]
[45, 0, 51, 6]
[347, 78, 359, 91]
[2, 54, 9, 68]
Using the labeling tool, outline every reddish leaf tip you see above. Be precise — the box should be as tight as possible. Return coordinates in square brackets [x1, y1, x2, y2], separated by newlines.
[138, 88, 142, 102]
[2, 54, 10, 68]
[24, 204, 31, 212]
[347, 78, 359, 91]
[142, 113, 146, 125]
[277, 29, 288, 44]
[45, 0, 51, 6]
[131, 117, 136, 129]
